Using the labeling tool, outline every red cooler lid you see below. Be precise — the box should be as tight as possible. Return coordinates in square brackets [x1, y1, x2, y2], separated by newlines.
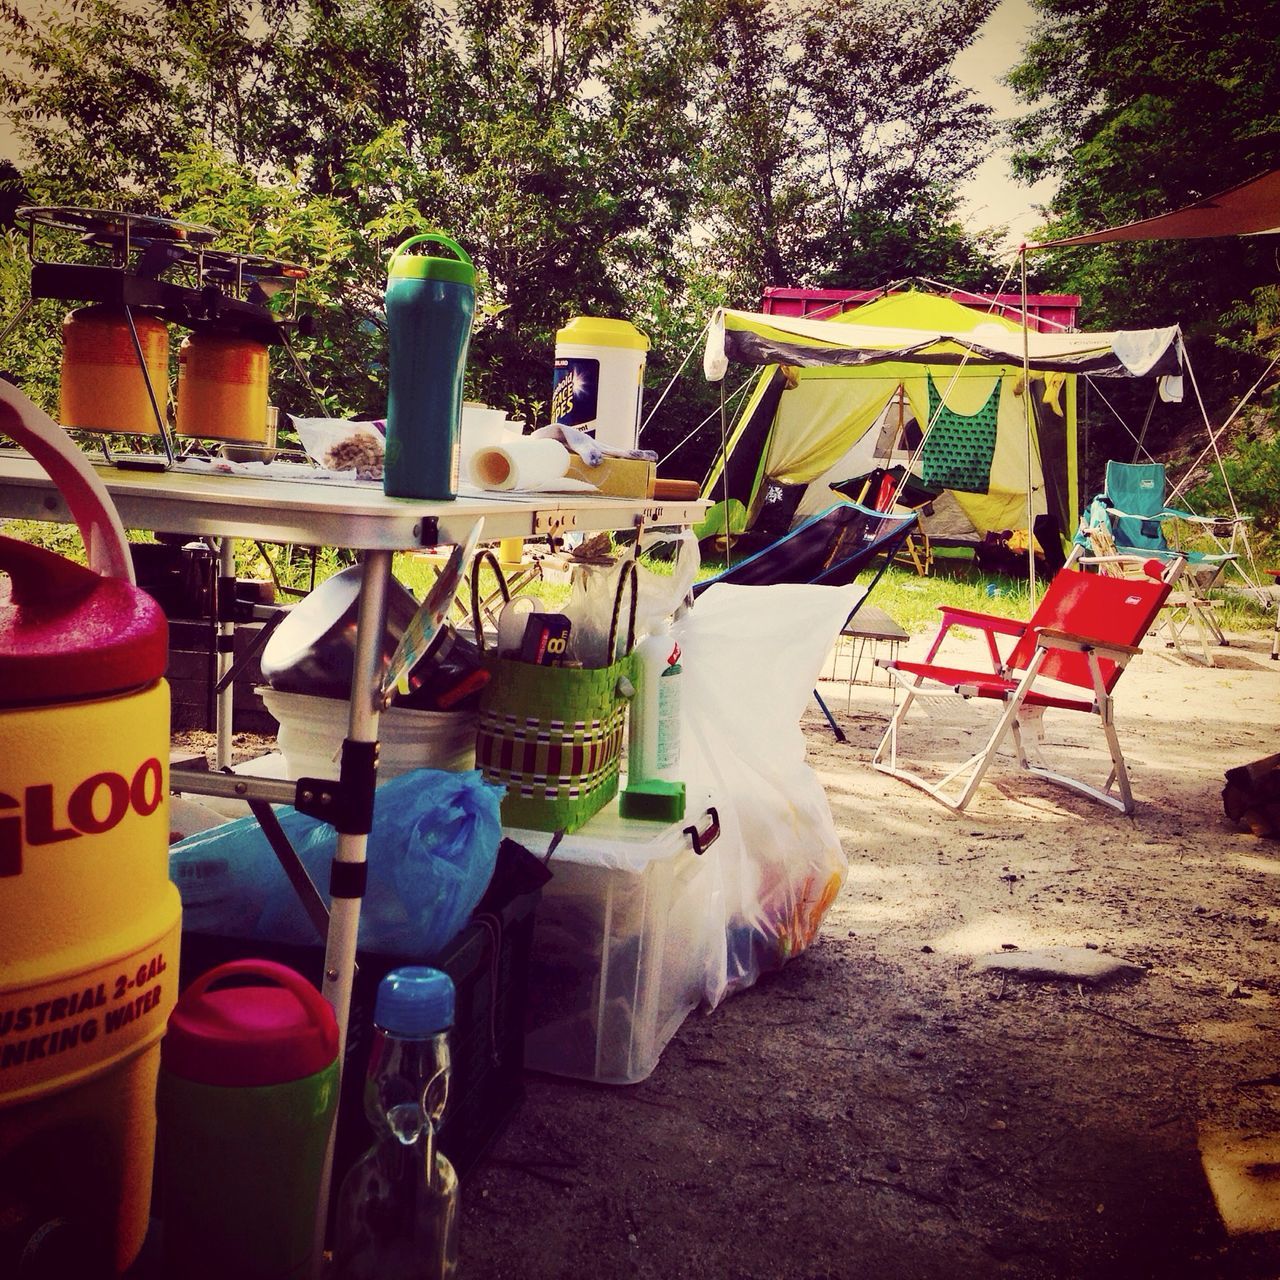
[163, 960, 339, 1087]
[0, 536, 167, 706]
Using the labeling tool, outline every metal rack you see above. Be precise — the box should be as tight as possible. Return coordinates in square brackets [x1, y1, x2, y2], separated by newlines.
[5, 206, 317, 469]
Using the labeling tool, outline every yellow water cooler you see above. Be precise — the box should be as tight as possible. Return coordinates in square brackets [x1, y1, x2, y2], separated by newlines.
[0, 386, 181, 1274]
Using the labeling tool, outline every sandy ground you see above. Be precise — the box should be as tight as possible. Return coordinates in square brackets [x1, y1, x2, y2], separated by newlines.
[455, 619, 1280, 1280]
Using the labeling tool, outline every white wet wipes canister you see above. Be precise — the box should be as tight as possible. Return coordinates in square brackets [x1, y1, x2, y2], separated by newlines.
[550, 317, 649, 452]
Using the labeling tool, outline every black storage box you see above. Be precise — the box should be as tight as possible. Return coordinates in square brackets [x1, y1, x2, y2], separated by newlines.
[176, 838, 548, 1213]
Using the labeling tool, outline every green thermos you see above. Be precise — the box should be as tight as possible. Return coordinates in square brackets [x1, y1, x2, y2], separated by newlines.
[383, 231, 476, 500]
[156, 960, 339, 1280]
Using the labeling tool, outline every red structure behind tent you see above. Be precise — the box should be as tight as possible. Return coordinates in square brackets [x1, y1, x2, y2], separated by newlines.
[760, 287, 1081, 334]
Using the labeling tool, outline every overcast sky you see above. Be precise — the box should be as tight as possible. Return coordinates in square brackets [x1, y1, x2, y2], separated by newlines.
[952, 0, 1057, 251]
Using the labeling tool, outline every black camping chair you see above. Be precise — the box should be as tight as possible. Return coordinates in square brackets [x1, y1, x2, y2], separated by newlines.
[830, 466, 943, 513]
[692, 501, 918, 741]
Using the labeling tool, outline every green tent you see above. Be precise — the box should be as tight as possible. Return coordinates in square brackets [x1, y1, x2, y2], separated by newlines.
[698, 292, 1184, 554]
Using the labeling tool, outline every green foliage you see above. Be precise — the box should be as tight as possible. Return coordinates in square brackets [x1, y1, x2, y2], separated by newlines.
[1007, 0, 1280, 412]
[161, 140, 410, 418]
[0, 229, 62, 412]
[1185, 425, 1280, 536]
[0, 0, 1007, 476]
[680, 0, 1001, 299]
[0, 517, 88, 562]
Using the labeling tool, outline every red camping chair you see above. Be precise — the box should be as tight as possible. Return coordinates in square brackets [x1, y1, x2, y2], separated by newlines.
[871, 560, 1174, 814]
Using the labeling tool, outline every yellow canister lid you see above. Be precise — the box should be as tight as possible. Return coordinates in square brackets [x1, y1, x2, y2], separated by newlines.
[555, 316, 649, 351]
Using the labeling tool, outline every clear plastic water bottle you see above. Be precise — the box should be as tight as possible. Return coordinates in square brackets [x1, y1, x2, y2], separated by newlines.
[333, 967, 459, 1280]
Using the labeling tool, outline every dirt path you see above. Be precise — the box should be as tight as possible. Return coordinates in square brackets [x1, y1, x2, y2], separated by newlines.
[458, 626, 1280, 1279]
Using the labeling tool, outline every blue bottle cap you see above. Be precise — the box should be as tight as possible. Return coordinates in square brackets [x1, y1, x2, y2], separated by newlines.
[374, 967, 455, 1036]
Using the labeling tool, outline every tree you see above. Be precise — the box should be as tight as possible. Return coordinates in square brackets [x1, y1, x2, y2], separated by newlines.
[0, 0, 1005, 477]
[682, 0, 1001, 301]
[1007, 0, 1280, 373]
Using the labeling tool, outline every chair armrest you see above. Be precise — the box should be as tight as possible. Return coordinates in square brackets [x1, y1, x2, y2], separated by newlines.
[1035, 627, 1143, 659]
[1161, 508, 1251, 527]
[936, 605, 1026, 637]
[928, 605, 1024, 673]
[1080, 553, 1153, 568]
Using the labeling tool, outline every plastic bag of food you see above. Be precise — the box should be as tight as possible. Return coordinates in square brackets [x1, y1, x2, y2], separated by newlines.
[292, 416, 386, 479]
[672, 581, 862, 1005]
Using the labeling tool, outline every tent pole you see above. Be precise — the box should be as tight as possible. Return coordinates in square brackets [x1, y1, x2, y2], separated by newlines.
[720, 374, 732, 568]
[1131, 384, 1159, 462]
[1021, 245, 1036, 600]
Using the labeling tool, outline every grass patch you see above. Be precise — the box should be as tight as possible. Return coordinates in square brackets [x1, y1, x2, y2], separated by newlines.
[4, 520, 1271, 637]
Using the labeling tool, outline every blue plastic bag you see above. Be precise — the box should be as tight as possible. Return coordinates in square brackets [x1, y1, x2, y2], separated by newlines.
[171, 768, 504, 956]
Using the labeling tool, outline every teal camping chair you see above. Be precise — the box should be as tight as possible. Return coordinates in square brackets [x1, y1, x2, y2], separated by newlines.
[1077, 461, 1240, 663]
[1079, 461, 1239, 585]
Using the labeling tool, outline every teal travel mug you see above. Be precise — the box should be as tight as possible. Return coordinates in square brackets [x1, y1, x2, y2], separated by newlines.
[383, 232, 477, 500]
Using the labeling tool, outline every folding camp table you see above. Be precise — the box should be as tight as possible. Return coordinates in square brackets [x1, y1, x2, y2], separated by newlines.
[0, 442, 706, 1236]
[0, 444, 704, 1016]
[832, 605, 909, 703]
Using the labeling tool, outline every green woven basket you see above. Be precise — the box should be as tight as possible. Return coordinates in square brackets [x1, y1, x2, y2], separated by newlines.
[474, 556, 637, 833]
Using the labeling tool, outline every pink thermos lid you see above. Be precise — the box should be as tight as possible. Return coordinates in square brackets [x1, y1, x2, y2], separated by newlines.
[0, 537, 167, 705]
[0, 380, 165, 706]
[162, 960, 339, 1087]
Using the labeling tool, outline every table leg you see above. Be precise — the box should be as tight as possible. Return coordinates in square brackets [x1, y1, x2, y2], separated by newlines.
[313, 549, 390, 1271]
[215, 538, 236, 770]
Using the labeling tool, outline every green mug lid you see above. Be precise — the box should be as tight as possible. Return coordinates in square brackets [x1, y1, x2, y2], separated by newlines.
[388, 232, 475, 286]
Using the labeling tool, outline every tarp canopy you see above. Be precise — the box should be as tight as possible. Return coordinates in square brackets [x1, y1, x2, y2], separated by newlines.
[704, 306, 1184, 381]
[699, 292, 1186, 553]
[1028, 168, 1280, 249]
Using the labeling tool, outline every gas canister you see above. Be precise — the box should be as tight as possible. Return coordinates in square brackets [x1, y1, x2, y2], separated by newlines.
[0, 383, 181, 1275]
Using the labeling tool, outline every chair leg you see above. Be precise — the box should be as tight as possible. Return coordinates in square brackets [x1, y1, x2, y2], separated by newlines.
[873, 681, 1031, 813]
[1159, 596, 1216, 666]
[1268, 571, 1280, 660]
[872, 682, 917, 773]
[813, 688, 847, 743]
[1173, 597, 1217, 666]
[1015, 694, 1135, 815]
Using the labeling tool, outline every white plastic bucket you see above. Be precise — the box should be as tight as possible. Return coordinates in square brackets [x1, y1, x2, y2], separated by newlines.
[257, 687, 477, 780]
[550, 317, 648, 452]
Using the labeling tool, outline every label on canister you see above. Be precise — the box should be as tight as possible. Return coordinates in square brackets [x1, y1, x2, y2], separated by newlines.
[0, 681, 181, 1105]
[0, 925, 180, 1104]
[551, 356, 599, 427]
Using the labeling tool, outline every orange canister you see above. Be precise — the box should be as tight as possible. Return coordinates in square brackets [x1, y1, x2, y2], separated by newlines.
[0, 396, 181, 1274]
[175, 330, 270, 442]
[59, 305, 170, 434]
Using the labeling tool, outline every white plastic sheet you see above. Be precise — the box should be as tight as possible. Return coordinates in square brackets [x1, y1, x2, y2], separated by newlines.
[673, 581, 864, 1006]
[564, 529, 701, 665]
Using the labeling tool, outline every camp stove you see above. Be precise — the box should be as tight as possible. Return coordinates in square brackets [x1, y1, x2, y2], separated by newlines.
[5, 205, 316, 469]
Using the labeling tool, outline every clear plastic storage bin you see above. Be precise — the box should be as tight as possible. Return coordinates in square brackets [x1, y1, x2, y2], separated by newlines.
[516, 795, 721, 1085]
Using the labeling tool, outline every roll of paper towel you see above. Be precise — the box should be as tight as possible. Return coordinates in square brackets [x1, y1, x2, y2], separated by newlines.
[470, 437, 571, 490]
[459, 405, 516, 472]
